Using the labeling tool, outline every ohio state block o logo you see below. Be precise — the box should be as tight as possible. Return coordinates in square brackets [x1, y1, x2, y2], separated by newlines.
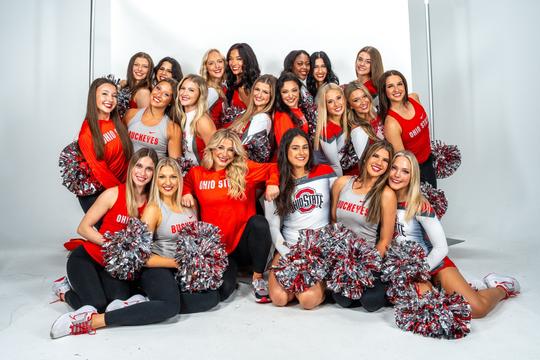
[295, 187, 317, 213]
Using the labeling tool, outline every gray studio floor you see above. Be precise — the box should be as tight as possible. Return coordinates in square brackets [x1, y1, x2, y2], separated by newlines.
[1, 233, 538, 360]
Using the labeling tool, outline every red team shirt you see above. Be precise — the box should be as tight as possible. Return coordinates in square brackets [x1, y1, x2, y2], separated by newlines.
[273, 108, 309, 147]
[183, 161, 279, 254]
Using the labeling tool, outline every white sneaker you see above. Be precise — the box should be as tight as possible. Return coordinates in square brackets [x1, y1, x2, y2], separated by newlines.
[105, 294, 147, 312]
[468, 278, 488, 291]
[483, 273, 520, 299]
[50, 305, 97, 339]
[52, 276, 71, 302]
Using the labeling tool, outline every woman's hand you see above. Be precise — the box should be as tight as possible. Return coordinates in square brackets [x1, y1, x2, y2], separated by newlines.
[181, 194, 196, 208]
[264, 185, 280, 202]
[376, 243, 388, 258]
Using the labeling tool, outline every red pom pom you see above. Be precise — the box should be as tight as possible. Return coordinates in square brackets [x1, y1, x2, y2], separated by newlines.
[420, 182, 448, 219]
[59, 141, 104, 196]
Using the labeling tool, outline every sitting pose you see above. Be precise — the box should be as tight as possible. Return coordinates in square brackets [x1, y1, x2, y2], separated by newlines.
[330, 140, 396, 311]
[265, 128, 337, 309]
[51, 148, 158, 338]
[388, 150, 519, 318]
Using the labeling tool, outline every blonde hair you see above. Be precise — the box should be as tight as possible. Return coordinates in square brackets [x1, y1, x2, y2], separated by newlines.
[199, 49, 226, 99]
[344, 81, 378, 141]
[175, 74, 209, 136]
[314, 83, 349, 150]
[125, 148, 158, 217]
[392, 150, 424, 222]
[148, 157, 183, 208]
[201, 129, 248, 200]
[230, 74, 276, 133]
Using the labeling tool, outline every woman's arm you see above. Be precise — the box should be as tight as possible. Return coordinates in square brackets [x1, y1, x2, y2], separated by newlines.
[133, 88, 151, 108]
[350, 126, 370, 160]
[264, 200, 289, 256]
[123, 108, 139, 126]
[383, 116, 405, 153]
[167, 121, 182, 158]
[196, 114, 217, 145]
[376, 186, 397, 257]
[416, 201, 448, 270]
[330, 176, 350, 223]
[77, 187, 118, 245]
[319, 139, 342, 177]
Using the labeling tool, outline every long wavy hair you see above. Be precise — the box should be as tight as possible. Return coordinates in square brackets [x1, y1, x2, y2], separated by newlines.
[392, 150, 423, 222]
[344, 81, 378, 141]
[275, 72, 305, 127]
[377, 70, 410, 125]
[230, 74, 277, 133]
[153, 56, 183, 83]
[314, 83, 349, 150]
[123, 52, 154, 95]
[201, 129, 248, 200]
[306, 51, 339, 97]
[225, 43, 261, 103]
[356, 140, 394, 224]
[175, 74, 209, 135]
[355, 46, 384, 87]
[275, 128, 314, 217]
[85, 77, 132, 161]
[200, 49, 227, 99]
[125, 148, 158, 217]
[148, 157, 183, 209]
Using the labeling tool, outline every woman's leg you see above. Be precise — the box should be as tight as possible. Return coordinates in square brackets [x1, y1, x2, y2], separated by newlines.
[359, 273, 388, 312]
[218, 257, 238, 301]
[268, 253, 295, 306]
[99, 267, 132, 304]
[296, 282, 326, 310]
[419, 154, 437, 188]
[179, 290, 220, 314]
[232, 215, 272, 278]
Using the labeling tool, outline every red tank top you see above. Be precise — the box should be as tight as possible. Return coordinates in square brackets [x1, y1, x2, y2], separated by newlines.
[363, 79, 377, 96]
[231, 89, 247, 110]
[387, 98, 431, 163]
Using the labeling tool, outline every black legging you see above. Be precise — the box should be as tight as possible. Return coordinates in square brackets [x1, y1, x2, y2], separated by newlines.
[218, 215, 272, 301]
[65, 246, 130, 313]
[332, 272, 389, 312]
[77, 192, 104, 229]
[419, 153, 437, 188]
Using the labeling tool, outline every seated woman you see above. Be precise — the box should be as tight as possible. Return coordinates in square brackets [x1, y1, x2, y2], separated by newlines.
[388, 150, 519, 318]
[330, 140, 396, 311]
[181, 129, 279, 303]
[265, 128, 337, 310]
[50, 148, 158, 338]
[124, 78, 182, 159]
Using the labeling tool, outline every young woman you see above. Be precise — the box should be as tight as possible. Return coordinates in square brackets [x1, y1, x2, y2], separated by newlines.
[229, 74, 276, 162]
[265, 128, 337, 309]
[50, 156, 219, 338]
[181, 129, 279, 303]
[51, 148, 159, 338]
[119, 52, 154, 113]
[225, 43, 261, 111]
[306, 51, 339, 98]
[77, 77, 133, 213]
[378, 70, 436, 188]
[330, 140, 396, 311]
[153, 56, 183, 83]
[388, 150, 519, 318]
[175, 74, 217, 166]
[344, 82, 384, 165]
[314, 83, 349, 176]
[273, 72, 310, 147]
[124, 78, 182, 159]
[354, 46, 384, 98]
[200, 49, 227, 127]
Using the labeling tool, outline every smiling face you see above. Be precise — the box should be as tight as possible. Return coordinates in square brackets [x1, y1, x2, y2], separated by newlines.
[228, 49, 244, 77]
[179, 79, 200, 109]
[287, 135, 310, 170]
[385, 74, 406, 103]
[95, 83, 118, 119]
[355, 51, 372, 78]
[348, 88, 371, 115]
[206, 51, 225, 81]
[132, 57, 150, 82]
[325, 89, 345, 119]
[292, 53, 310, 81]
[156, 61, 173, 82]
[280, 80, 300, 109]
[150, 81, 173, 109]
[157, 165, 181, 198]
[388, 155, 411, 193]
[313, 58, 328, 84]
[212, 138, 236, 171]
[365, 147, 391, 178]
[131, 156, 155, 188]
[252, 81, 271, 110]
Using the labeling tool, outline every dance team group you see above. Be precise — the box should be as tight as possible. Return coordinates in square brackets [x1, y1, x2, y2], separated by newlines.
[50, 43, 519, 339]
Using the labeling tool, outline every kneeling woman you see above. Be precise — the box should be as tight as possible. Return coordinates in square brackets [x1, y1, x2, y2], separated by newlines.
[181, 129, 279, 303]
[388, 151, 519, 318]
[265, 128, 337, 309]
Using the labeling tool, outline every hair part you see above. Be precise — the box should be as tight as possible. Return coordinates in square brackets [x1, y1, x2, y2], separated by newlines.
[123, 52, 154, 95]
[125, 148, 158, 217]
[225, 43, 261, 103]
[356, 46, 384, 87]
[275, 72, 306, 127]
[148, 157, 183, 210]
[175, 74, 209, 135]
[314, 83, 349, 150]
[306, 51, 339, 97]
[392, 150, 423, 222]
[153, 56, 183, 83]
[344, 81, 379, 141]
[199, 49, 227, 99]
[377, 69, 409, 125]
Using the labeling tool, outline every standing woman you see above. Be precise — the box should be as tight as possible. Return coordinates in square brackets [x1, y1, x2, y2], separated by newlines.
[181, 129, 279, 303]
[354, 46, 384, 98]
[344, 82, 384, 162]
[229, 74, 277, 162]
[51, 148, 159, 339]
[124, 78, 182, 159]
[153, 56, 183, 83]
[77, 77, 133, 213]
[175, 74, 217, 167]
[388, 151, 519, 318]
[330, 140, 396, 311]
[378, 70, 436, 188]
[306, 51, 339, 98]
[225, 43, 261, 112]
[119, 52, 154, 114]
[314, 83, 349, 176]
[200, 49, 228, 127]
[265, 128, 337, 309]
[283, 50, 310, 94]
[273, 72, 309, 147]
